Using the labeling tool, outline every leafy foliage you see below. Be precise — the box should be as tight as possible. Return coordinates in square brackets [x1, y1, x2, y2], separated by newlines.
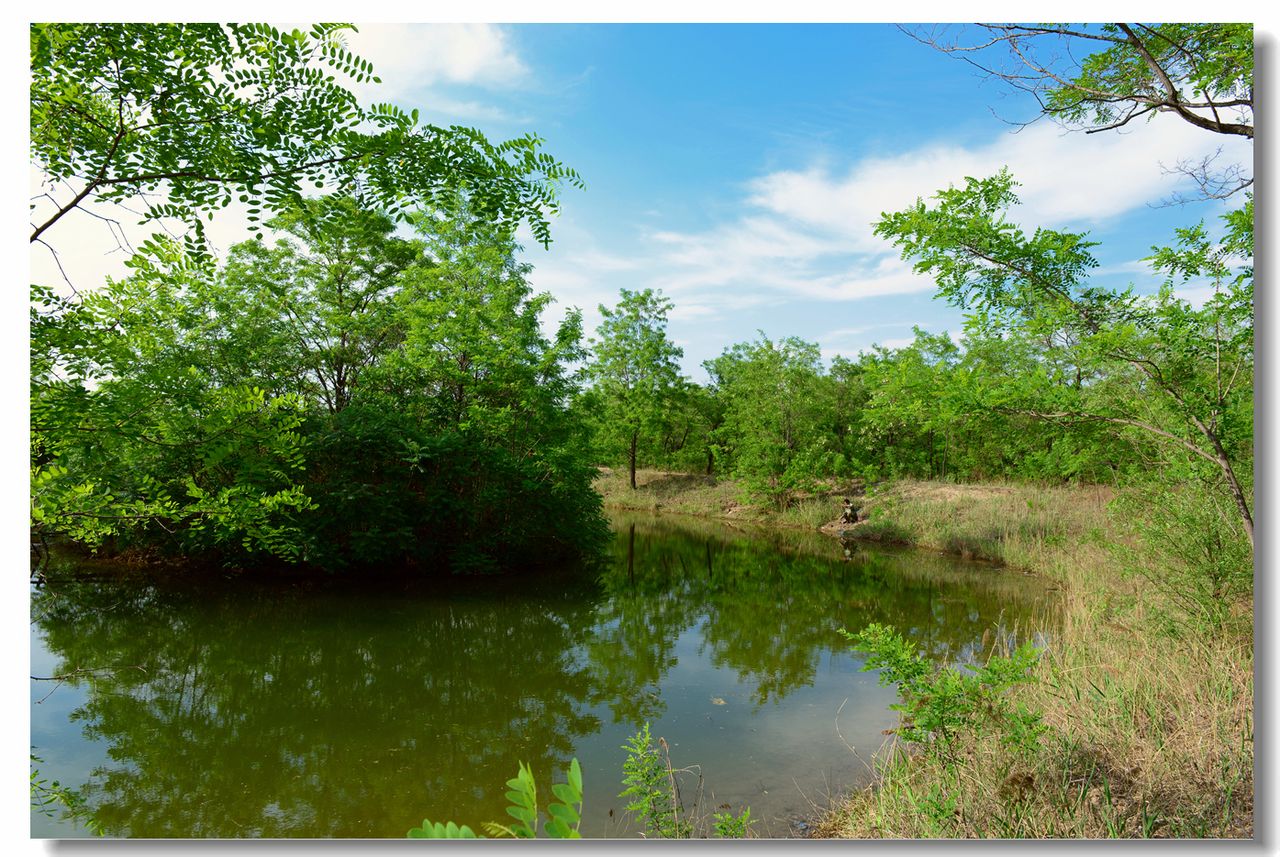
[582, 289, 687, 488]
[713, 807, 754, 838]
[30, 23, 580, 252]
[875, 172, 1253, 548]
[1112, 478, 1253, 637]
[620, 722, 693, 838]
[31, 754, 99, 835]
[407, 759, 583, 839]
[1039, 24, 1253, 139]
[32, 199, 607, 571]
[844, 623, 1046, 760]
[704, 334, 841, 507]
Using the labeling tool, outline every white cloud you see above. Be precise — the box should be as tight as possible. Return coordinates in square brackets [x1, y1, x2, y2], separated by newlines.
[747, 119, 1250, 246]
[344, 24, 530, 103]
[1093, 258, 1158, 279]
[642, 117, 1251, 311]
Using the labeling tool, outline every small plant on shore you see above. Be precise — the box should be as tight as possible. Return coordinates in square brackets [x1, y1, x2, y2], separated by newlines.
[406, 728, 754, 839]
[621, 722, 694, 838]
[843, 624, 1046, 760]
[407, 759, 584, 839]
[712, 807, 754, 838]
[621, 722, 754, 838]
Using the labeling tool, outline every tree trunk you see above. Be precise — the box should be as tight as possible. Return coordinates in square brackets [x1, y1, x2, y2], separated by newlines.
[629, 430, 638, 490]
[1215, 450, 1255, 550]
[627, 523, 635, 583]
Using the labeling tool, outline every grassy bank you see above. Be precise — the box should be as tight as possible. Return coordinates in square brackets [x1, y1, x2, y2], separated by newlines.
[821, 479, 1253, 838]
[593, 467, 850, 530]
[598, 470, 1253, 838]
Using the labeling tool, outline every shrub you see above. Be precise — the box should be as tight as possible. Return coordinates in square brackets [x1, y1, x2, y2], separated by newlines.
[843, 623, 1046, 761]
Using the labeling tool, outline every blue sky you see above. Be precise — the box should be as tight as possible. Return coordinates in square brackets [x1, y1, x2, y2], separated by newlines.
[30, 22, 1254, 380]
[364, 23, 1250, 379]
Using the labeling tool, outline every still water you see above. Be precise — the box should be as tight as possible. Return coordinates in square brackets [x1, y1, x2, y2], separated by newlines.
[31, 511, 1053, 838]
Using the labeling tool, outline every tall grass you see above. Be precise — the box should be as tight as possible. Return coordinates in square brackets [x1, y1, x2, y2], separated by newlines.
[818, 479, 1253, 839]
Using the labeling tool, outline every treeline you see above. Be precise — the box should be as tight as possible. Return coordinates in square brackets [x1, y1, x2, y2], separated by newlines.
[577, 314, 1141, 500]
[578, 180, 1253, 556]
[29, 23, 1253, 576]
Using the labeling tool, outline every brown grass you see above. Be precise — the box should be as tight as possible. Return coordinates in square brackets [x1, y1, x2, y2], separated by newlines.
[596, 471, 1252, 837]
[594, 467, 853, 531]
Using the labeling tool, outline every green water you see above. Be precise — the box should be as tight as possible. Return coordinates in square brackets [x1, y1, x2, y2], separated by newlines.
[30, 512, 1054, 838]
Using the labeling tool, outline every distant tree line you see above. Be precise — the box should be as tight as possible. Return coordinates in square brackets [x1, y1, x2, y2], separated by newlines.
[579, 185, 1252, 551]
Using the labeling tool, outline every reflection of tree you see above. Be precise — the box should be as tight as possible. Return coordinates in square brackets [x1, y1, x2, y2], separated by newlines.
[599, 513, 1054, 707]
[583, 524, 704, 725]
[33, 573, 603, 838]
[33, 516, 1054, 837]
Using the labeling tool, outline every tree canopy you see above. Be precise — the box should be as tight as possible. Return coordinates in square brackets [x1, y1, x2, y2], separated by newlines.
[33, 199, 608, 572]
[30, 23, 581, 259]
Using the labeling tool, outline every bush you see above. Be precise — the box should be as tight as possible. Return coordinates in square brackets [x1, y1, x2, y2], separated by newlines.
[843, 623, 1046, 760]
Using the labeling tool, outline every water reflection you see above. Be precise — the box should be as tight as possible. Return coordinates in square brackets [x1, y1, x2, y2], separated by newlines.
[31, 511, 1053, 838]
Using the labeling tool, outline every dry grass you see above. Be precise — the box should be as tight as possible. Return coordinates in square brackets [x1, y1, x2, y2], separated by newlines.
[594, 467, 850, 531]
[595, 471, 1253, 837]
[818, 479, 1253, 839]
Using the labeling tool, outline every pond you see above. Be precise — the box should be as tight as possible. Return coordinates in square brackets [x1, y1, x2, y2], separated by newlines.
[30, 511, 1055, 838]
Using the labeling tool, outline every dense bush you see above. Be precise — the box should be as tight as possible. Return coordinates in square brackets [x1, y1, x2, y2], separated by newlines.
[32, 197, 608, 573]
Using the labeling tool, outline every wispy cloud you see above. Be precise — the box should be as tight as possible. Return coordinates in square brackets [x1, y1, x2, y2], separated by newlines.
[631, 117, 1248, 320]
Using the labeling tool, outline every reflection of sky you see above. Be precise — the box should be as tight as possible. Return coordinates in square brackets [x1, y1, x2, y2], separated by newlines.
[30, 625, 103, 839]
[569, 620, 898, 837]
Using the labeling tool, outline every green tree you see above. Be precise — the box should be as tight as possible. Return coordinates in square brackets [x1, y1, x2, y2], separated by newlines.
[214, 196, 423, 412]
[704, 335, 840, 507]
[855, 329, 963, 480]
[875, 171, 1253, 548]
[584, 289, 686, 489]
[33, 198, 608, 571]
[30, 23, 579, 256]
[31, 240, 315, 563]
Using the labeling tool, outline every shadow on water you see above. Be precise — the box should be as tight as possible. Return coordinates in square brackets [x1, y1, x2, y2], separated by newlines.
[31, 511, 1056, 838]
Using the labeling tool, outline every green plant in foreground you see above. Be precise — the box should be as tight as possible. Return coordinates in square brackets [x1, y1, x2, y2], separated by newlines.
[407, 759, 583, 839]
[31, 754, 99, 835]
[843, 623, 1046, 759]
[713, 807, 754, 838]
[620, 722, 693, 838]
[407, 727, 755, 839]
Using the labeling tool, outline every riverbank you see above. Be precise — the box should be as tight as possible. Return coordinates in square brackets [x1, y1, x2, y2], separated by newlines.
[594, 467, 853, 531]
[598, 470, 1254, 838]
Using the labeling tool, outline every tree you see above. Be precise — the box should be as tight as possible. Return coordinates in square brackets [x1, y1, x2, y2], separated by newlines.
[215, 196, 422, 414]
[585, 289, 685, 490]
[906, 23, 1253, 200]
[29, 23, 580, 265]
[874, 171, 1253, 548]
[31, 240, 316, 563]
[704, 335, 839, 507]
[32, 197, 609, 571]
[855, 329, 964, 480]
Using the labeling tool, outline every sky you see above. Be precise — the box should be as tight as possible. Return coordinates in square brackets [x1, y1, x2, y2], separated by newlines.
[28, 23, 1255, 380]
